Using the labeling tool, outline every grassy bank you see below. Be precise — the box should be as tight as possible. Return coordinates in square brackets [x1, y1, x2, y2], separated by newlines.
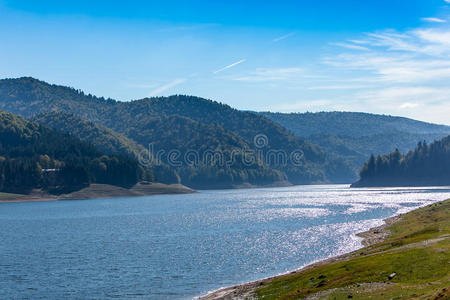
[203, 199, 449, 299]
[255, 200, 450, 299]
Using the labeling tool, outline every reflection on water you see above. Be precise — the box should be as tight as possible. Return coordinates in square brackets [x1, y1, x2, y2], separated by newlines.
[0, 184, 449, 299]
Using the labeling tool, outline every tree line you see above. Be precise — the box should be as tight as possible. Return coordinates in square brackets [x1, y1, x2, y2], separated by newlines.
[353, 136, 450, 187]
[0, 111, 151, 194]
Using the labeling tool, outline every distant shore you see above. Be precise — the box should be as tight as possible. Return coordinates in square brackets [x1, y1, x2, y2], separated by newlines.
[200, 199, 450, 299]
[0, 182, 196, 203]
[351, 180, 450, 188]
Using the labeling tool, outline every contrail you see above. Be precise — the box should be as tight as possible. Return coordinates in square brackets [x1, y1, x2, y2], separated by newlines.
[213, 59, 246, 74]
[148, 78, 186, 96]
[273, 32, 295, 42]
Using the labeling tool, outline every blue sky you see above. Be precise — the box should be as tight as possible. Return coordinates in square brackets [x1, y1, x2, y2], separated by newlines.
[1, 0, 450, 124]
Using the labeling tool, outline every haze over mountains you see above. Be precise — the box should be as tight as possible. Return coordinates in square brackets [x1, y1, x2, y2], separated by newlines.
[1, 77, 449, 190]
[262, 112, 450, 176]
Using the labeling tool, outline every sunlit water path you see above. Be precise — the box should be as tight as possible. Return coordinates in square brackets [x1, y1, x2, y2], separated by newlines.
[1, 185, 450, 299]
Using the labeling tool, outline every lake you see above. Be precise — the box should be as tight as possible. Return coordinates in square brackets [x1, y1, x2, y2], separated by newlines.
[1, 185, 450, 299]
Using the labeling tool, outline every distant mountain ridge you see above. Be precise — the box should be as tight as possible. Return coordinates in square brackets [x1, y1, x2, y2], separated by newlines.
[0, 77, 354, 187]
[261, 111, 450, 179]
[260, 111, 450, 137]
[6, 77, 447, 187]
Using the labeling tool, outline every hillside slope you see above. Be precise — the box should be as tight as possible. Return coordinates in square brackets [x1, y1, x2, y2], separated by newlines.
[0, 110, 150, 194]
[31, 111, 183, 185]
[352, 135, 450, 187]
[261, 111, 450, 137]
[31, 111, 147, 158]
[261, 111, 450, 178]
[0, 77, 355, 186]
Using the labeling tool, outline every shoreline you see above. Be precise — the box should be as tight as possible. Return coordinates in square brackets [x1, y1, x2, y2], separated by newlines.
[0, 181, 309, 203]
[198, 211, 407, 300]
[0, 182, 196, 203]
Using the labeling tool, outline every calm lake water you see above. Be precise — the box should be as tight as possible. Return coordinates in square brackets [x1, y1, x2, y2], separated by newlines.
[1, 185, 450, 299]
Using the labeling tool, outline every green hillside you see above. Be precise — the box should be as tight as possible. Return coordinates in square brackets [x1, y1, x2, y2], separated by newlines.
[261, 111, 450, 179]
[31, 111, 182, 185]
[31, 111, 147, 158]
[0, 77, 355, 187]
[353, 135, 450, 187]
[308, 131, 448, 176]
[0, 110, 150, 194]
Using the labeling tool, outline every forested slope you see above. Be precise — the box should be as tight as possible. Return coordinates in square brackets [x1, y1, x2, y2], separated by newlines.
[0, 110, 151, 194]
[0, 77, 355, 187]
[261, 111, 450, 179]
[352, 136, 450, 187]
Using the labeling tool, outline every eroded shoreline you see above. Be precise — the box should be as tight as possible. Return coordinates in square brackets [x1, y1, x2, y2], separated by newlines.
[0, 182, 196, 203]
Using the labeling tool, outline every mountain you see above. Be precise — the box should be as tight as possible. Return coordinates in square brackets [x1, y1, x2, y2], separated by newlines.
[352, 136, 450, 187]
[30, 111, 182, 185]
[261, 111, 450, 178]
[31, 111, 147, 159]
[307, 131, 448, 175]
[261, 111, 450, 137]
[0, 77, 354, 187]
[0, 110, 150, 194]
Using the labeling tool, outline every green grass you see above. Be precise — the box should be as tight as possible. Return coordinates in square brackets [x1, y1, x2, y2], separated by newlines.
[255, 200, 450, 300]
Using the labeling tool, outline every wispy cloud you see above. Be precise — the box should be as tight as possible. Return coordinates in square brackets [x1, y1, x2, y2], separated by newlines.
[400, 102, 419, 109]
[422, 17, 446, 23]
[125, 83, 159, 89]
[317, 19, 450, 124]
[308, 84, 370, 90]
[232, 67, 302, 82]
[148, 78, 186, 96]
[273, 32, 295, 43]
[213, 59, 246, 74]
[332, 42, 370, 51]
[325, 27, 450, 84]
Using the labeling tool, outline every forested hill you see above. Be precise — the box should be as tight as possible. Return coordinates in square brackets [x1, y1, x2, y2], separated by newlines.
[261, 111, 450, 179]
[260, 111, 450, 137]
[30, 111, 181, 185]
[31, 111, 147, 159]
[0, 110, 151, 194]
[0, 77, 355, 187]
[352, 135, 450, 187]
